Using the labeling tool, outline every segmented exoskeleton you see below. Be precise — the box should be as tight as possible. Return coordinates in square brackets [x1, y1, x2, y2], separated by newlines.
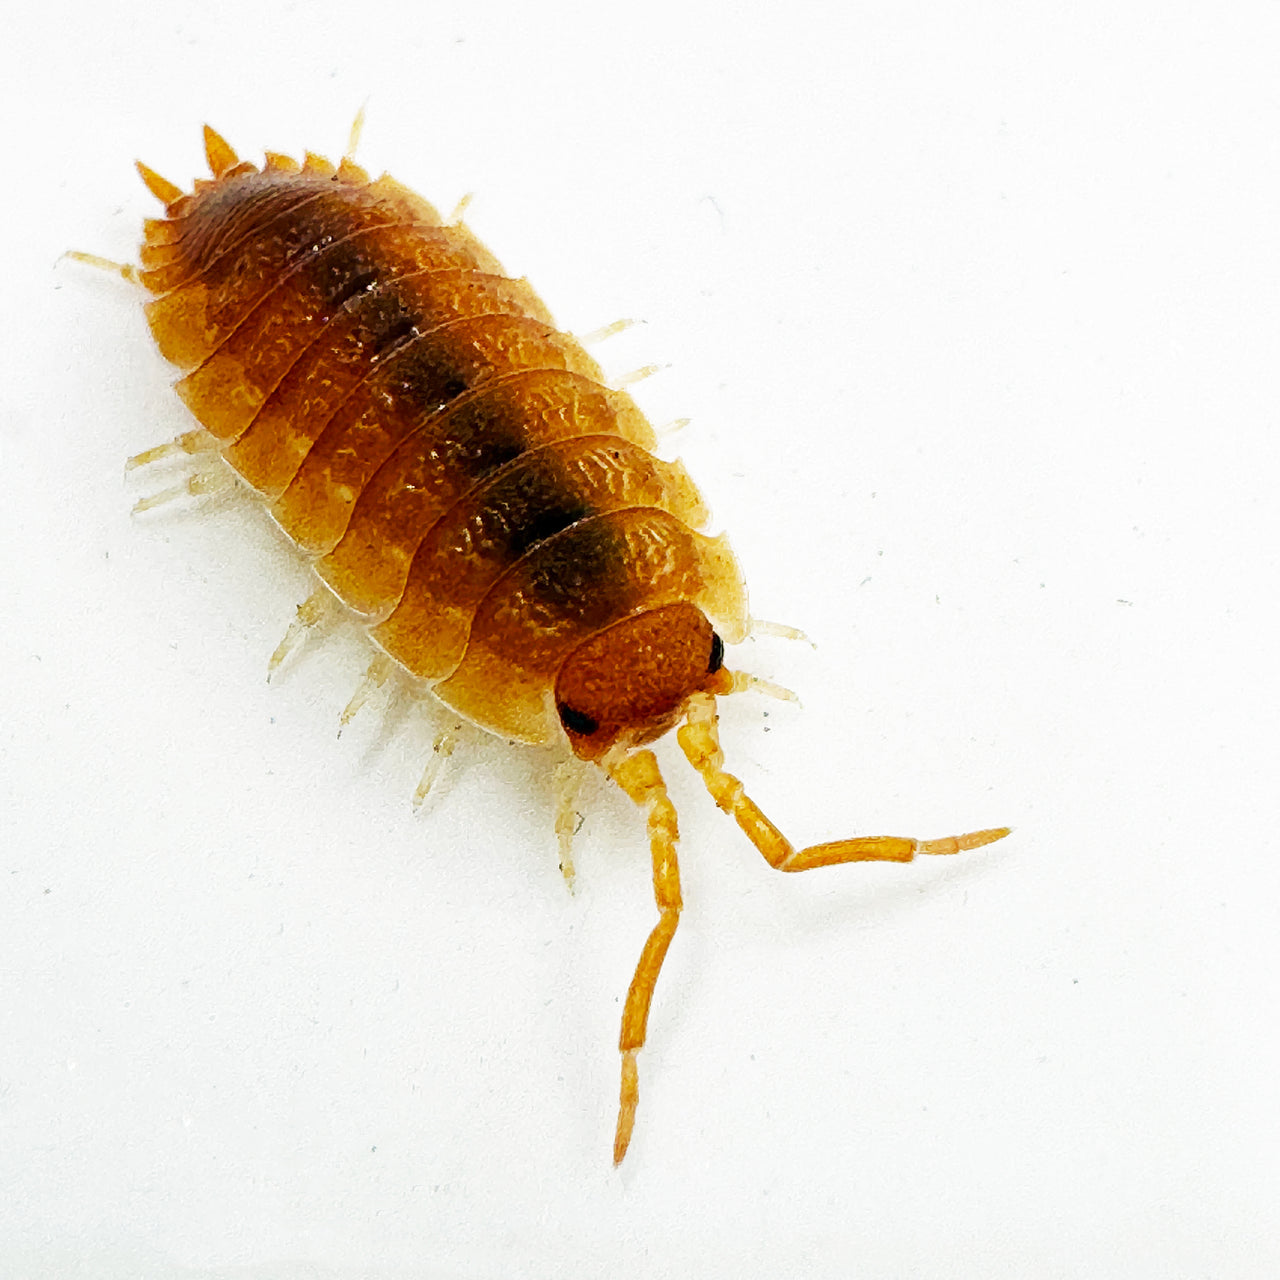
[78, 124, 1008, 1164]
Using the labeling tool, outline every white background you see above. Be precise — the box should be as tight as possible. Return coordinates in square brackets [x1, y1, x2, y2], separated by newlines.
[3, 3, 1278, 1277]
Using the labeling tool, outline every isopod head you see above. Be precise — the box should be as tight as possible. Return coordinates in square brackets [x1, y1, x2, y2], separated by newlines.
[555, 602, 726, 760]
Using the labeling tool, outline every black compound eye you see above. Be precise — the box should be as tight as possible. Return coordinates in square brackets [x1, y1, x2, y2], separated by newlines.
[557, 702, 599, 736]
[707, 632, 725, 674]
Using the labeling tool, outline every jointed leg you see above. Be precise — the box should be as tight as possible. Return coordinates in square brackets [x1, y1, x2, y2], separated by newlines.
[413, 723, 462, 810]
[677, 692, 1009, 871]
[122, 424, 226, 513]
[339, 652, 397, 730]
[268, 588, 335, 676]
[553, 757, 588, 891]
[606, 749, 683, 1165]
[126, 430, 218, 471]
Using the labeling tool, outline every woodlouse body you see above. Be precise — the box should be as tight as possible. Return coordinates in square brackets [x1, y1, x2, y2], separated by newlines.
[135, 134, 743, 748]
[90, 126, 1008, 1165]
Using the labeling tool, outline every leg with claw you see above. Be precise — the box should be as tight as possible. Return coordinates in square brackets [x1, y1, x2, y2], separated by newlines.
[340, 652, 397, 730]
[413, 724, 462, 810]
[606, 749, 683, 1165]
[130, 465, 232, 514]
[268, 589, 335, 676]
[579, 318, 639, 345]
[126, 430, 219, 471]
[553, 758, 588, 891]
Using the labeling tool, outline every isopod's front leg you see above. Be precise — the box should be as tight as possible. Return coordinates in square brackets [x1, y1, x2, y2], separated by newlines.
[605, 749, 683, 1165]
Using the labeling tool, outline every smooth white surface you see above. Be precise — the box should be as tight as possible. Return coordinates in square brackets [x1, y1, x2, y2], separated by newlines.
[3, 3, 1278, 1277]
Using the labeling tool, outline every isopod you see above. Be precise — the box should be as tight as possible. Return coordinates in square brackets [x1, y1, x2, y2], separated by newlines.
[74, 122, 1010, 1165]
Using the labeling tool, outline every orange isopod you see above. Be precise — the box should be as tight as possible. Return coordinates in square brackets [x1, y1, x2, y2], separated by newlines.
[75, 122, 1010, 1165]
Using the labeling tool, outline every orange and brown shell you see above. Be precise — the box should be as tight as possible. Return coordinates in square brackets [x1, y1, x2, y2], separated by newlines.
[136, 129, 748, 756]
